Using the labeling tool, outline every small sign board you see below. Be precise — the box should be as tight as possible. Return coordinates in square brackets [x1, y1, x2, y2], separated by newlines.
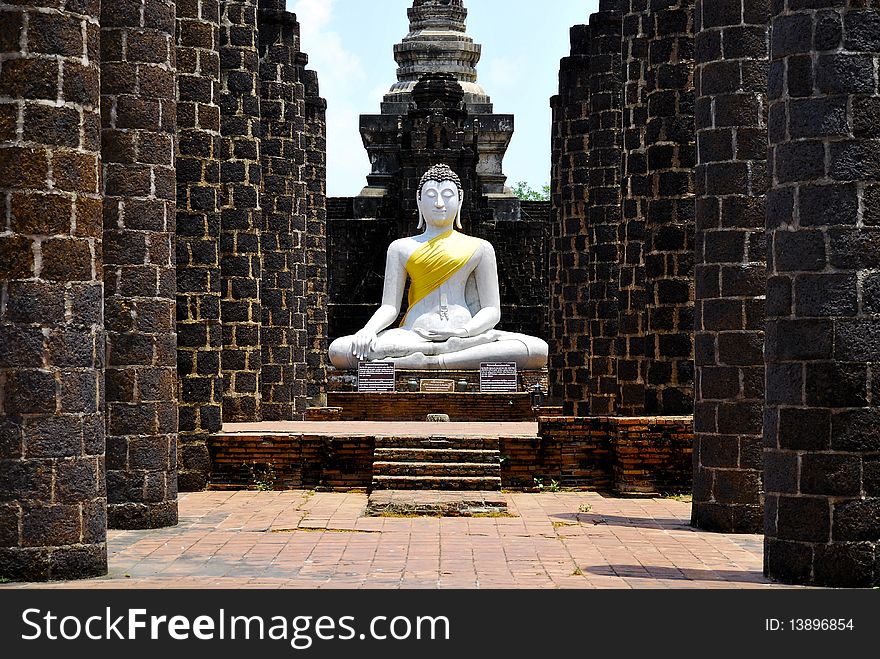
[420, 379, 456, 393]
[357, 362, 396, 393]
[480, 362, 518, 393]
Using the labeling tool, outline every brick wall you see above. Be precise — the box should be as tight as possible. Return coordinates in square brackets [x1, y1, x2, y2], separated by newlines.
[209, 433, 374, 491]
[551, 1, 697, 417]
[101, 0, 179, 530]
[303, 69, 328, 406]
[692, 0, 768, 534]
[586, 2, 623, 415]
[765, 2, 880, 587]
[257, 3, 308, 421]
[549, 25, 591, 415]
[643, 0, 696, 415]
[0, 0, 107, 580]
[617, 0, 650, 417]
[175, 0, 224, 492]
[208, 421, 691, 495]
[219, 0, 263, 422]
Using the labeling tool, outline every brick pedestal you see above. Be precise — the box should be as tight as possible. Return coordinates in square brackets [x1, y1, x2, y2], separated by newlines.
[101, 0, 179, 529]
[0, 0, 107, 579]
[692, 0, 768, 533]
[765, 2, 880, 587]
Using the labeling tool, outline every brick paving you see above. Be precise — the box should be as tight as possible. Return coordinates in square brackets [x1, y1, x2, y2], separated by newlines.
[0, 490, 793, 589]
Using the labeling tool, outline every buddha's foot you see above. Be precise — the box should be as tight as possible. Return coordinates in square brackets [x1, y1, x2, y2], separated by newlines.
[388, 352, 439, 369]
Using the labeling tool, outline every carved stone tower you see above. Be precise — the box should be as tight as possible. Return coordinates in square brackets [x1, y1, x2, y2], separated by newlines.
[358, 0, 516, 214]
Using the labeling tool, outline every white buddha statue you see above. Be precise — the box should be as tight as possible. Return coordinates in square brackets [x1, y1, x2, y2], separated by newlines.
[329, 164, 548, 371]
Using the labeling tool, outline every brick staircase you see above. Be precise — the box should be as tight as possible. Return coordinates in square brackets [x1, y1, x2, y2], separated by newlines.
[371, 436, 502, 491]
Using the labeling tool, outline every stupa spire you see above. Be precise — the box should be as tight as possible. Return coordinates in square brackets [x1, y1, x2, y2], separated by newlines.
[383, 0, 491, 113]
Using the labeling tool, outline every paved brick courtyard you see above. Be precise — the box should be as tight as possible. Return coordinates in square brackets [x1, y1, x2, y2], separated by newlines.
[1, 491, 791, 589]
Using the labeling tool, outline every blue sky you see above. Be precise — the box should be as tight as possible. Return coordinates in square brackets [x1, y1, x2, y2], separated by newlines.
[289, 0, 600, 197]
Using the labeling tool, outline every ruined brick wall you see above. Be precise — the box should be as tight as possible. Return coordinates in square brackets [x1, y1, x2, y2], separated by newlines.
[175, 0, 223, 492]
[642, 0, 696, 416]
[0, 0, 107, 580]
[303, 70, 328, 405]
[549, 25, 591, 415]
[101, 0, 179, 530]
[692, 0, 768, 534]
[219, 0, 263, 422]
[258, 2, 308, 420]
[552, 1, 696, 418]
[586, 2, 623, 415]
[617, 0, 650, 416]
[765, 2, 880, 588]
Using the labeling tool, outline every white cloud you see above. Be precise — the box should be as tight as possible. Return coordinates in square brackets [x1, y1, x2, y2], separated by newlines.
[292, 0, 370, 195]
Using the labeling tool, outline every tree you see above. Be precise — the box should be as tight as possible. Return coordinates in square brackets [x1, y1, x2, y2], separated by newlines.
[511, 181, 551, 201]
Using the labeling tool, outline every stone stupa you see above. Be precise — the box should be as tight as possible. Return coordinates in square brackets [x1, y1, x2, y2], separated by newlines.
[381, 0, 492, 115]
[358, 0, 515, 206]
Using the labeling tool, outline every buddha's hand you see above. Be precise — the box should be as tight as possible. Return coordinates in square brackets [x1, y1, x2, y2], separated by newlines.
[352, 330, 378, 361]
[414, 328, 469, 342]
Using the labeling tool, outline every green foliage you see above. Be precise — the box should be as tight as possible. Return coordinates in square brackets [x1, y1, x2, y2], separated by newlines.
[533, 477, 561, 492]
[247, 462, 278, 492]
[511, 181, 551, 201]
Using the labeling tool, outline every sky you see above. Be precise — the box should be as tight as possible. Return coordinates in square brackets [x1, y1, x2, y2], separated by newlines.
[289, 0, 600, 198]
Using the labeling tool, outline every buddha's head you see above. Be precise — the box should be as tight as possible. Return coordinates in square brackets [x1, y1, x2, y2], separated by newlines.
[417, 164, 463, 231]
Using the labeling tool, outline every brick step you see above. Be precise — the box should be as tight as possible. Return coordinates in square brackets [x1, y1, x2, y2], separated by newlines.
[374, 448, 500, 464]
[373, 461, 501, 478]
[372, 475, 502, 491]
[374, 436, 501, 450]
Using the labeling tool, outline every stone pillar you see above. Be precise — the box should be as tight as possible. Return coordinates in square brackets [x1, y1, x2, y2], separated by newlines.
[101, 0, 178, 529]
[257, 1, 307, 420]
[692, 0, 768, 533]
[549, 26, 590, 416]
[617, 0, 650, 417]
[586, 1, 623, 415]
[303, 70, 328, 407]
[176, 0, 223, 491]
[765, 2, 880, 587]
[0, 0, 106, 579]
[643, 0, 696, 415]
[219, 0, 262, 422]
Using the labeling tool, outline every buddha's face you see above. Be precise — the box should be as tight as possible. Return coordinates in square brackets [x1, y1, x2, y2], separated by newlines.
[418, 180, 461, 229]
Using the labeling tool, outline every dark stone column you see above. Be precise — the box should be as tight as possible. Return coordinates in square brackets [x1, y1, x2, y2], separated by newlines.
[644, 0, 696, 415]
[765, 2, 880, 587]
[586, 2, 623, 415]
[176, 0, 223, 491]
[101, 0, 179, 529]
[692, 0, 768, 533]
[0, 0, 107, 580]
[549, 26, 590, 416]
[617, 0, 650, 417]
[303, 70, 328, 407]
[257, 1, 307, 420]
[219, 0, 262, 422]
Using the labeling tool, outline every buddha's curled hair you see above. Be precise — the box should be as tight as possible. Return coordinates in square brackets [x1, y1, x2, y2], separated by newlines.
[417, 164, 464, 230]
[418, 164, 463, 200]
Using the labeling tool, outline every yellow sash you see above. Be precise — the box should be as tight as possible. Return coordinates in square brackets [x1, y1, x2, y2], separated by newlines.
[402, 230, 480, 325]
